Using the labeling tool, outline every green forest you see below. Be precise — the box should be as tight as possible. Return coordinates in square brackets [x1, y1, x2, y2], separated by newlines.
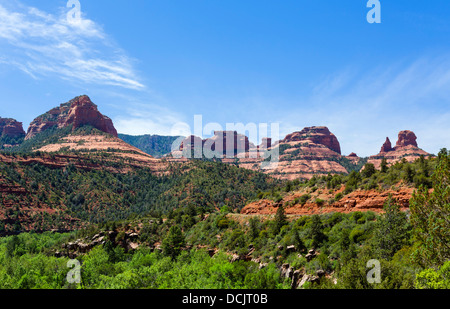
[0, 149, 448, 289]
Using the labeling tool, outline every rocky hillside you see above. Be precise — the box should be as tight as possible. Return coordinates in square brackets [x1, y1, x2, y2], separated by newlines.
[170, 127, 434, 181]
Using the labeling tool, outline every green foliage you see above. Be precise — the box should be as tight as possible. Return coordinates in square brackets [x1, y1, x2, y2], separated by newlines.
[415, 261, 450, 289]
[0, 148, 446, 290]
[361, 163, 376, 178]
[162, 225, 185, 259]
[410, 148, 450, 268]
[371, 196, 411, 260]
[273, 205, 287, 235]
[0, 155, 277, 232]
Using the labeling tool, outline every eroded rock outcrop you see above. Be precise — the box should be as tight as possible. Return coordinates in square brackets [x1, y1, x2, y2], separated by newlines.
[172, 126, 364, 180]
[368, 130, 431, 169]
[380, 137, 393, 153]
[0, 118, 25, 140]
[25, 95, 117, 140]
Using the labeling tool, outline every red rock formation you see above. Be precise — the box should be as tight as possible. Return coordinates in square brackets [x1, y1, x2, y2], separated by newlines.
[25, 95, 117, 140]
[0, 118, 26, 139]
[347, 152, 358, 157]
[177, 131, 253, 158]
[395, 130, 418, 149]
[380, 137, 393, 153]
[240, 187, 417, 216]
[282, 126, 341, 154]
[368, 130, 431, 169]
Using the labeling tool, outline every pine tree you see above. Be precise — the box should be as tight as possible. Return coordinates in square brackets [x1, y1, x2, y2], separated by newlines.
[162, 225, 185, 259]
[410, 149, 450, 268]
[372, 196, 410, 260]
[274, 205, 287, 234]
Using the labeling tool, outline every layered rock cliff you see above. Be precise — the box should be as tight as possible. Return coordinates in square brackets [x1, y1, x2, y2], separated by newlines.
[25, 95, 118, 140]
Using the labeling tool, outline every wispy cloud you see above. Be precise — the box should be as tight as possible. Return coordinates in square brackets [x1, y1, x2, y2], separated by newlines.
[0, 1, 144, 90]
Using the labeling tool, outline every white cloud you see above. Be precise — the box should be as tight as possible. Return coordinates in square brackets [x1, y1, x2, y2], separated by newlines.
[0, 1, 144, 90]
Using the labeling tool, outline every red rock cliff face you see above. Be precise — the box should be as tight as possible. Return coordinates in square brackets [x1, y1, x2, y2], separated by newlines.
[282, 126, 341, 154]
[0, 118, 26, 139]
[25, 95, 118, 140]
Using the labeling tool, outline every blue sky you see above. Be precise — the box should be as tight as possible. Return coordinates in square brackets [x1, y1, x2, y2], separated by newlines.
[0, 0, 450, 156]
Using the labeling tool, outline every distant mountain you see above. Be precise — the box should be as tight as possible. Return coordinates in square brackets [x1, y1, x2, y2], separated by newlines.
[118, 134, 183, 158]
[25, 95, 117, 140]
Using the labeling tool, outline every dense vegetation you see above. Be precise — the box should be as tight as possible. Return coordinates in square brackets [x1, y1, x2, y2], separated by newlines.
[0, 152, 278, 234]
[0, 137, 448, 289]
[256, 154, 436, 205]
[0, 181, 448, 289]
[118, 134, 183, 158]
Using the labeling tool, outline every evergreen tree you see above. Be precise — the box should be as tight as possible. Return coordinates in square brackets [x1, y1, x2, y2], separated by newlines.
[307, 215, 326, 249]
[410, 149, 450, 268]
[162, 225, 185, 259]
[380, 158, 388, 173]
[273, 205, 287, 234]
[371, 196, 410, 260]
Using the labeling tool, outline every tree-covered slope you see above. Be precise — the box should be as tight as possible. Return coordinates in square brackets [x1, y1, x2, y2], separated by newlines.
[118, 134, 183, 158]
